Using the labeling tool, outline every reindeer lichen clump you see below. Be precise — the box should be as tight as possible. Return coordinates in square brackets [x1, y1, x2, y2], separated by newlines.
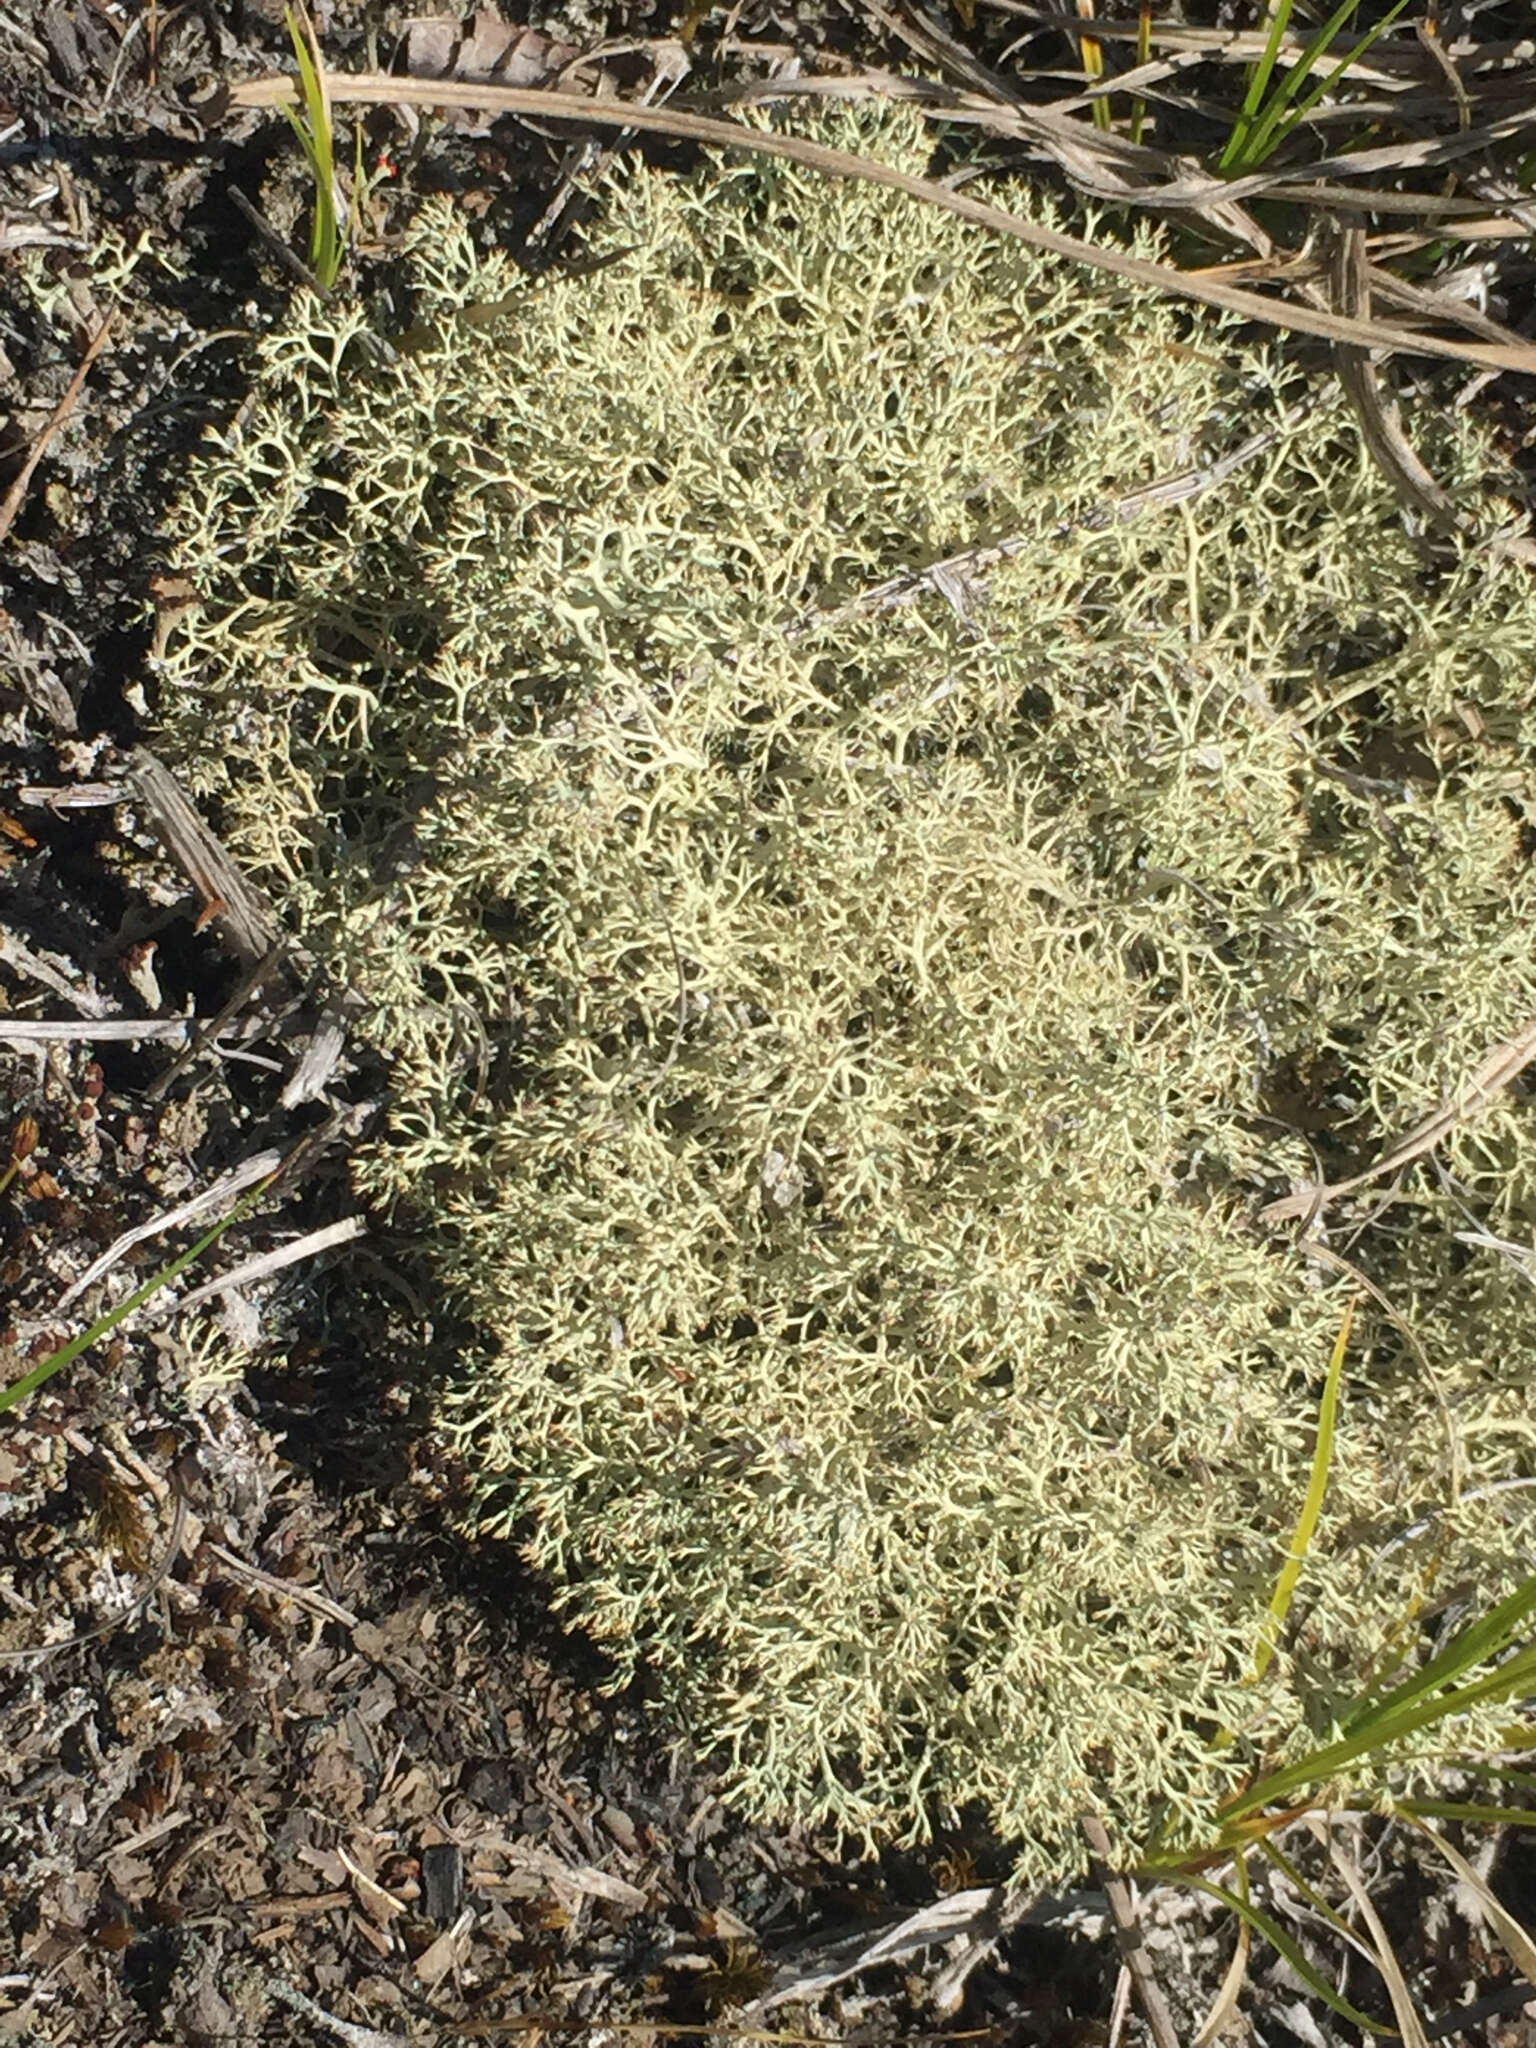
[157, 108, 1536, 1882]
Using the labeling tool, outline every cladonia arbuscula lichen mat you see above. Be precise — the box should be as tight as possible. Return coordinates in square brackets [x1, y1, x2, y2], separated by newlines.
[154, 105, 1536, 1887]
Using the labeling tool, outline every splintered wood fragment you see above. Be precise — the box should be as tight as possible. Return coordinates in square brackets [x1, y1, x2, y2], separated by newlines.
[279, 989, 367, 1106]
[18, 781, 131, 808]
[127, 747, 284, 965]
[1262, 1009, 1536, 1226]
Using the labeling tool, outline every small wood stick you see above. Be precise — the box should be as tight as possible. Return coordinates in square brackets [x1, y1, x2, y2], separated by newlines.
[0, 311, 116, 548]
[1079, 1814, 1182, 2048]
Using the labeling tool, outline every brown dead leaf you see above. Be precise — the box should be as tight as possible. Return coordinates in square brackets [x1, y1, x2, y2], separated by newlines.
[304, 1743, 367, 1817]
[400, 8, 577, 85]
[148, 573, 197, 662]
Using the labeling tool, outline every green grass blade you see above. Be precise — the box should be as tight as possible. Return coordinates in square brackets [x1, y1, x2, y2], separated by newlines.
[284, 4, 342, 287]
[1220, 0, 1298, 172]
[1258, 1835, 1364, 1949]
[1178, 1874, 1397, 2035]
[1237, 0, 1368, 158]
[1251, 1299, 1353, 1683]
[0, 1178, 275, 1417]
[1220, 1643, 1536, 1821]
[1239, 0, 1412, 169]
[1339, 1574, 1536, 1740]
[1396, 1799, 1536, 1829]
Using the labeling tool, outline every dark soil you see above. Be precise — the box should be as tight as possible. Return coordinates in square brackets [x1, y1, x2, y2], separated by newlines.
[3, 0, 1536, 2041]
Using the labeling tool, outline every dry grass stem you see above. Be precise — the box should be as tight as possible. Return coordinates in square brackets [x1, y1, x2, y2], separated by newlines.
[222, 73, 1536, 374]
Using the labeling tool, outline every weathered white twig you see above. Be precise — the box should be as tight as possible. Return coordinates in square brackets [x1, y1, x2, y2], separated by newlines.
[55, 1149, 284, 1310]
[174, 1214, 367, 1313]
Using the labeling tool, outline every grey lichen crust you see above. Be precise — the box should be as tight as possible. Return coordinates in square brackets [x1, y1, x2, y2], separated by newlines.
[156, 108, 1536, 1883]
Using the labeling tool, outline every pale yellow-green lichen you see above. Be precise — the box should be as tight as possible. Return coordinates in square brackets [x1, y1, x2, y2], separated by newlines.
[154, 106, 1536, 1886]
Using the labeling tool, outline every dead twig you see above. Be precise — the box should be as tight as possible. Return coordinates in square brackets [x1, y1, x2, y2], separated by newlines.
[1079, 1815, 1182, 2048]
[791, 393, 1321, 634]
[144, 942, 287, 1103]
[1261, 1010, 1536, 1226]
[204, 1542, 360, 1628]
[262, 1974, 406, 2048]
[0, 311, 115, 550]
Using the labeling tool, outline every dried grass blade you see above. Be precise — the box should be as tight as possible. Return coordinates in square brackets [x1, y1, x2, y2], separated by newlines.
[129, 746, 284, 964]
[1316, 1819, 1430, 2048]
[1329, 215, 1466, 536]
[221, 72, 1536, 374]
[174, 1213, 368, 1314]
[1400, 1826, 1536, 1998]
[55, 1149, 285, 1310]
[1191, 1851, 1252, 2046]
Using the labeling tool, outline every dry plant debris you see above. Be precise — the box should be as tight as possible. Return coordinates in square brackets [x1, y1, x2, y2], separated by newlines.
[151, 103, 1536, 1889]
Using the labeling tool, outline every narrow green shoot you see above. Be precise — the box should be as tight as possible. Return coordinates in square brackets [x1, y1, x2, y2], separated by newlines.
[1128, 3, 1153, 149]
[1146, 1580, 1536, 1860]
[282, 3, 344, 289]
[1142, 1297, 1536, 1875]
[0, 1177, 276, 1418]
[1397, 1797, 1536, 1829]
[1251, 1297, 1354, 1683]
[1219, 0, 1413, 176]
[1075, 0, 1113, 135]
